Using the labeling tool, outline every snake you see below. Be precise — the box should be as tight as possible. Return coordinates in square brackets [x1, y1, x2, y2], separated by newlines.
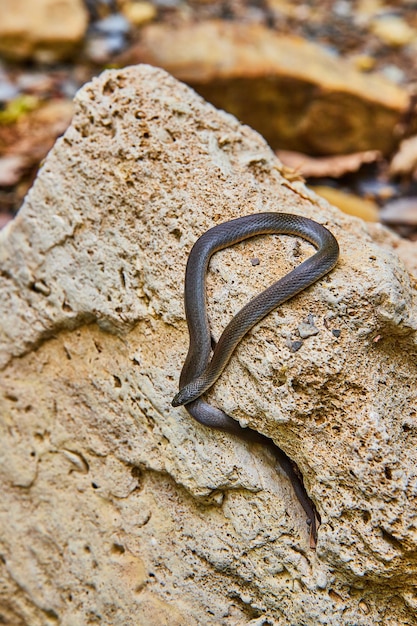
[171, 212, 339, 544]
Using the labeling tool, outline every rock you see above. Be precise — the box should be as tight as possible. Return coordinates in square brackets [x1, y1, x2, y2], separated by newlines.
[370, 15, 416, 47]
[122, 20, 411, 155]
[0, 65, 416, 624]
[86, 13, 131, 62]
[0, 0, 88, 62]
[297, 314, 320, 338]
[0, 67, 19, 102]
[370, 222, 417, 279]
[121, 1, 157, 26]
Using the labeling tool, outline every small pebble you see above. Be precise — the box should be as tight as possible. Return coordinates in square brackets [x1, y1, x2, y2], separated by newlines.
[0, 80, 18, 103]
[298, 314, 319, 339]
[122, 1, 157, 26]
[32, 281, 51, 296]
[359, 600, 370, 614]
[371, 15, 415, 47]
[94, 13, 131, 35]
[333, 1, 351, 18]
[289, 340, 303, 353]
[152, 0, 180, 7]
[381, 64, 405, 84]
[85, 32, 127, 62]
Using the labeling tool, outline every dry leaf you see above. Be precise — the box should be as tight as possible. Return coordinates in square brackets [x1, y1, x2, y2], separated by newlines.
[390, 135, 417, 177]
[277, 149, 381, 178]
[311, 185, 379, 221]
[0, 155, 28, 186]
[379, 197, 417, 225]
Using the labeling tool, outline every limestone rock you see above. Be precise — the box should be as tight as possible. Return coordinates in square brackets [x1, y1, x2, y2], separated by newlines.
[0, 0, 88, 62]
[123, 20, 411, 155]
[370, 15, 416, 47]
[121, 1, 157, 26]
[0, 65, 417, 625]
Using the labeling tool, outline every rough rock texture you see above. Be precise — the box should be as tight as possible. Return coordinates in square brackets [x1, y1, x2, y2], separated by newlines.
[0, 0, 88, 62]
[125, 20, 411, 155]
[0, 65, 417, 625]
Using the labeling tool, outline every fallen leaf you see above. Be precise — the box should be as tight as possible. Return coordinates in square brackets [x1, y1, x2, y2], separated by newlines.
[389, 135, 417, 177]
[0, 213, 13, 229]
[0, 95, 39, 124]
[311, 185, 379, 221]
[379, 197, 417, 225]
[0, 100, 74, 186]
[277, 149, 381, 178]
[0, 155, 28, 186]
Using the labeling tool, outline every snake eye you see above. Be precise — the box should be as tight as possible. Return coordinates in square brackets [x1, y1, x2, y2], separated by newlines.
[171, 392, 183, 407]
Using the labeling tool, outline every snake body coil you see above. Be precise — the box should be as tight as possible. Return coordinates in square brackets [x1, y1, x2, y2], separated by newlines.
[172, 212, 339, 543]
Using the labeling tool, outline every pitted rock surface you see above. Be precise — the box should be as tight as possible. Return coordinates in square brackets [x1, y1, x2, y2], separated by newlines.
[0, 65, 416, 625]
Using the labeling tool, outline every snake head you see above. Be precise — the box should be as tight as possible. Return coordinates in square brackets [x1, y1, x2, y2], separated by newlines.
[172, 377, 206, 407]
[171, 390, 186, 407]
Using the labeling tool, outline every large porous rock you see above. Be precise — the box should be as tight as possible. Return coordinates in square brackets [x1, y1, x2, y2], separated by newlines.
[123, 20, 411, 155]
[0, 65, 416, 625]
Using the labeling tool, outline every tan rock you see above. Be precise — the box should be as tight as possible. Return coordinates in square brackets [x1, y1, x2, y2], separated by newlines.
[0, 0, 88, 62]
[0, 65, 417, 624]
[124, 20, 411, 155]
[121, 1, 157, 26]
[370, 15, 416, 47]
